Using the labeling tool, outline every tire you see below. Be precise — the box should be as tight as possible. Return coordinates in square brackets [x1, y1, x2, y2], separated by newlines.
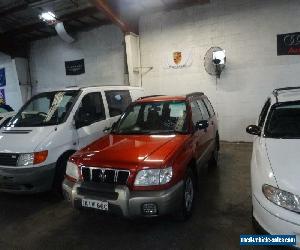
[208, 132, 220, 168]
[175, 168, 196, 221]
[52, 155, 70, 196]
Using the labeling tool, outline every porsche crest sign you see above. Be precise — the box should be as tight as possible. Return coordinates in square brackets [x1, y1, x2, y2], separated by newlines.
[164, 49, 193, 69]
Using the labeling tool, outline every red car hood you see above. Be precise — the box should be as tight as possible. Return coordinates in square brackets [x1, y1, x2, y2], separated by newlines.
[72, 134, 188, 170]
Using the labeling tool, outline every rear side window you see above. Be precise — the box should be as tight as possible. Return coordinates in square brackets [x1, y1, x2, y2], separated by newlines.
[105, 90, 132, 117]
[203, 98, 215, 117]
[258, 99, 271, 127]
[197, 100, 210, 120]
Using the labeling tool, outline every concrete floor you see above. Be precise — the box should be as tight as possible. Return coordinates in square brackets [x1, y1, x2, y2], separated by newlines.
[0, 143, 288, 249]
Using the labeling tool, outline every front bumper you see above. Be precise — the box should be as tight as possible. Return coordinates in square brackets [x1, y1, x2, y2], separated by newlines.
[63, 179, 184, 218]
[253, 195, 300, 248]
[0, 163, 56, 193]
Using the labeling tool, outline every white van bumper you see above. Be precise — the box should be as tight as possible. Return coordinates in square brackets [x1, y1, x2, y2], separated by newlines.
[0, 163, 56, 193]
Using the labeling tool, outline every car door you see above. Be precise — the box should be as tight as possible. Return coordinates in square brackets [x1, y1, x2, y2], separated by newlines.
[190, 100, 207, 163]
[196, 99, 213, 155]
[104, 90, 132, 127]
[76, 91, 109, 149]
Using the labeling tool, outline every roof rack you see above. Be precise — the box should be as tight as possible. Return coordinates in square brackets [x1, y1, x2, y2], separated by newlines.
[273, 87, 300, 102]
[186, 92, 204, 98]
[66, 85, 79, 88]
[137, 95, 166, 100]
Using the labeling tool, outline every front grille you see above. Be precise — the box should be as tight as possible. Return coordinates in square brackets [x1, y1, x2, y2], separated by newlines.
[81, 167, 130, 185]
[77, 183, 119, 200]
[0, 153, 19, 166]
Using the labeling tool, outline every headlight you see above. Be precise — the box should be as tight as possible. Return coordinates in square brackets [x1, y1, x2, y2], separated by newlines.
[262, 184, 300, 213]
[17, 151, 48, 166]
[134, 167, 172, 186]
[65, 161, 79, 181]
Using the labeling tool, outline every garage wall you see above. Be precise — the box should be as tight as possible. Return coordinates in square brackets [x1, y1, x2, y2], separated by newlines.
[139, 0, 300, 142]
[0, 53, 23, 110]
[30, 25, 126, 94]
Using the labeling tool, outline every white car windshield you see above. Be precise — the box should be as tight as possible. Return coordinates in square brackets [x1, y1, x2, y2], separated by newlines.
[265, 102, 300, 138]
[112, 101, 188, 135]
[7, 90, 80, 127]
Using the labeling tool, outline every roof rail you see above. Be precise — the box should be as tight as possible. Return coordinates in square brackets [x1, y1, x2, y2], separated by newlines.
[273, 87, 300, 102]
[66, 85, 79, 88]
[137, 95, 166, 100]
[186, 92, 204, 98]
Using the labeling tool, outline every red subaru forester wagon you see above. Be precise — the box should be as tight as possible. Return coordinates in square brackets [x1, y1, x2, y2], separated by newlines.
[63, 92, 219, 220]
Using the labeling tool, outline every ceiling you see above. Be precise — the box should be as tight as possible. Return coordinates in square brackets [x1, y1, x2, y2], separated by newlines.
[0, 0, 209, 57]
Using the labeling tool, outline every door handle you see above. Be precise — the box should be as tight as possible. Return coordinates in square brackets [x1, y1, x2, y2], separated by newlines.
[103, 127, 110, 133]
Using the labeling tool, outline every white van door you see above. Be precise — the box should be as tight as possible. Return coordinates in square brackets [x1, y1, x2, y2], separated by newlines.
[104, 90, 133, 127]
[75, 92, 109, 150]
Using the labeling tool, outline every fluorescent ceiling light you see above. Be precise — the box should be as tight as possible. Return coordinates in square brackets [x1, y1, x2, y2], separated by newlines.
[39, 11, 56, 22]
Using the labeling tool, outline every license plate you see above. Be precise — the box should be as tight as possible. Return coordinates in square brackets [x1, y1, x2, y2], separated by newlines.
[81, 199, 108, 211]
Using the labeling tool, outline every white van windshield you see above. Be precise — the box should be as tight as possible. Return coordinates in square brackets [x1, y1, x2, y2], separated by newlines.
[7, 90, 80, 127]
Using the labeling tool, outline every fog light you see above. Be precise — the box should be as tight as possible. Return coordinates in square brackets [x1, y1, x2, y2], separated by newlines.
[142, 203, 158, 215]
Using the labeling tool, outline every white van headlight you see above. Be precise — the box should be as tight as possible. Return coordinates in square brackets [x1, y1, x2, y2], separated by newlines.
[134, 167, 172, 186]
[18, 151, 48, 166]
[263, 184, 300, 213]
[66, 161, 79, 181]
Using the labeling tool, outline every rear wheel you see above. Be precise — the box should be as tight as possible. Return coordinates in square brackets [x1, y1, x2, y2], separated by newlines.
[208, 132, 220, 168]
[175, 168, 196, 221]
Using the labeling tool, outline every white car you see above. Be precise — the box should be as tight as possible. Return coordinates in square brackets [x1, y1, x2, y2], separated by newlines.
[0, 85, 144, 193]
[247, 87, 300, 245]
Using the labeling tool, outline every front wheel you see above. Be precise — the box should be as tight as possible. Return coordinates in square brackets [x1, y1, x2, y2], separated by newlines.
[52, 156, 69, 196]
[174, 168, 196, 221]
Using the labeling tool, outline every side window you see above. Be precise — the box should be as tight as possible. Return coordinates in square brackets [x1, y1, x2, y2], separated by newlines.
[203, 98, 215, 117]
[258, 99, 271, 127]
[105, 90, 132, 117]
[197, 100, 210, 120]
[191, 101, 203, 125]
[78, 92, 105, 126]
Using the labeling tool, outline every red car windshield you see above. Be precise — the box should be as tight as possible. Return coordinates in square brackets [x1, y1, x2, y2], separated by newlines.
[113, 101, 188, 135]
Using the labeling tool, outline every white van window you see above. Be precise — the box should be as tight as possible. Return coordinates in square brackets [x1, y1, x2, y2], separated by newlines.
[8, 90, 79, 127]
[105, 90, 132, 117]
[77, 92, 106, 126]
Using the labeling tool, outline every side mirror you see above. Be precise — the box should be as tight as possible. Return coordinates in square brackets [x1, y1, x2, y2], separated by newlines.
[195, 120, 209, 130]
[246, 125, 261, 136]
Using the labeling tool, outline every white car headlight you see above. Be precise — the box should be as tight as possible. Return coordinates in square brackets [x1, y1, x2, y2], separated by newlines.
[263, 184, 300, 213]
[134, 167, 172, 186]
[66, 161, 79, 181]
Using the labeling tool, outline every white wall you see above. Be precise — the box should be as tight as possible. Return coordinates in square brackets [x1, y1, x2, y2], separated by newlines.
[0, 53, 23, 111]
[139, 0, 300, 142]
[30, 24, 126, 93]
[15, 57, 31, 103]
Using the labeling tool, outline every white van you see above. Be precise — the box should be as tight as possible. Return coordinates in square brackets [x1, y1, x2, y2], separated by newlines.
[0, 85, 144, 193]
